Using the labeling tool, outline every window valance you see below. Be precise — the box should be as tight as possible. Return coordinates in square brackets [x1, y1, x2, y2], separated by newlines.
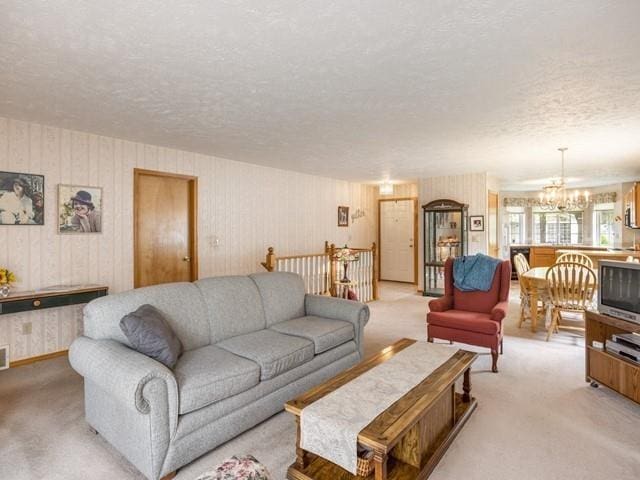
[503, 192, 616, 208]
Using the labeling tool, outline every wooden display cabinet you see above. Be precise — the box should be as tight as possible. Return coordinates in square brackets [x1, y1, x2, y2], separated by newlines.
[624, 181, 640, 229]
[585, 310, 640, 404]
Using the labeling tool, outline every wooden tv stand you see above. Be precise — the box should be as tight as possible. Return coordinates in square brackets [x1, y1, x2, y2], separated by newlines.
[585, 310, 640, 404]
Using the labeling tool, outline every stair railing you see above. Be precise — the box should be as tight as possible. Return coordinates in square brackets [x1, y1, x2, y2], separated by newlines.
[261, 242, 378, 302]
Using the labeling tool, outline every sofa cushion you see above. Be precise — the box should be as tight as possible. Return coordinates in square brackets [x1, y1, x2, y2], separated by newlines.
[119, 304, 183, 368]
[269, 316, 354, 354]
[195, 276, 267, 343]
[428, 310, 500, 335]
[174, 345, 260, 414]
[249, 272, 306, 326]
[83, 282, 210, 351]
[216, 329, 314, 380]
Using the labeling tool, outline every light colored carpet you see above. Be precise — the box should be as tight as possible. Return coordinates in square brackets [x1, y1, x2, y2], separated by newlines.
[2, 282, 640, 480]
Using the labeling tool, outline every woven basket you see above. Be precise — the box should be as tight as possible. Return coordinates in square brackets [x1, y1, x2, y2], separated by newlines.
[356, 455, 374, 477]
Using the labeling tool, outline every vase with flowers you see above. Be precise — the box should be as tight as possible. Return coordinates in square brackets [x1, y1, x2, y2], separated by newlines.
[0, 268, 16, 297]
[333, 245, 360, 283]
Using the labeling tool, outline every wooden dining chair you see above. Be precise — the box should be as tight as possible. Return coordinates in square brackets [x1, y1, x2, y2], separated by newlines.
[545, 262, 597, 341]
[514, 253, 549, 329]
[556, 252, 594, 270]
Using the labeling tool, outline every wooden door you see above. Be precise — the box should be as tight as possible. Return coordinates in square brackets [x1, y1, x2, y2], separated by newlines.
[488, 191, 499, 258]
[134, 169, 198, 288]
[379, 198, 417, 283]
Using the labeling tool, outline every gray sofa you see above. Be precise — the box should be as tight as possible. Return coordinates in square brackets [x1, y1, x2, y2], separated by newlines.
[69, 272, 369, 480]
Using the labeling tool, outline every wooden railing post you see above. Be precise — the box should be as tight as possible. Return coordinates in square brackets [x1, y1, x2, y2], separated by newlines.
[329, 243, 337, 296]
[371, 242, 379, 300]
[261, 246, 276, 272]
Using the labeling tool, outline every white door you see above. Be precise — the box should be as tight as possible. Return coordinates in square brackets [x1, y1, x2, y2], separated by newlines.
[380, 199, 415, 282]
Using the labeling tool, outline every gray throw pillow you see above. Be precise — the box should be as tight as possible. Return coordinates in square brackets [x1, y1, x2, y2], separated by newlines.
[119, 304, 183, 369]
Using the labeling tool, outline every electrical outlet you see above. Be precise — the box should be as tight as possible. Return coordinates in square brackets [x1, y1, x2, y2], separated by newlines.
[22, 322, 32, 335]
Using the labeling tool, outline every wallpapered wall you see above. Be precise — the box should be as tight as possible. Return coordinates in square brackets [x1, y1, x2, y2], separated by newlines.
[0, 117, 378, 362]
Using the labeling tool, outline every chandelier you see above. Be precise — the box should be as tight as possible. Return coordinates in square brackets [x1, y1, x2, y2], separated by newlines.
[538, 148, 591, 211]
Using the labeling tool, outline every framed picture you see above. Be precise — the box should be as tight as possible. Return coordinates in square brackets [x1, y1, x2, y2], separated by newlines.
[338, 206, 349, 227]
[0, 171, 45, 225]
[469, 215, 484, 231]
[58, 185, 103, 234]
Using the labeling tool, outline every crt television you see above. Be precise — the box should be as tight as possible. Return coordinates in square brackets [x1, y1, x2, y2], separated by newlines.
[598, 260, 640, 324]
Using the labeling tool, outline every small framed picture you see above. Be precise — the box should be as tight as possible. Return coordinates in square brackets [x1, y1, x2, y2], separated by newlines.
[58, 185, 103, 234]
[338, 206, 349, 227]
[0, 171, 45, 225]
[469, 215, 484, 231]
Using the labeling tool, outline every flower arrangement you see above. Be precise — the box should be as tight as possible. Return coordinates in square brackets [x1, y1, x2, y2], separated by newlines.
[0, 267, 16, 297]
[0, 268, 16, 285]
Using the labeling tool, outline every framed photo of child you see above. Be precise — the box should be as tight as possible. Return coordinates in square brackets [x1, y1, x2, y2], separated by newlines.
[338, 206, 349, 227]
[58, 185, 103, 234]
[0, 171, 45, 225]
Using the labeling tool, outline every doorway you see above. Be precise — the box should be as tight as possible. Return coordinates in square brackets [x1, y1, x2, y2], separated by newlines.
[134, 169, 198, 288]
[488, 190, 499, 258]
[379, 198, 418, 283]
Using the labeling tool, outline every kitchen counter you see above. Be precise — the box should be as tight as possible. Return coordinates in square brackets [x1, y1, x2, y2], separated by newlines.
[512, 244, 639, 268]
[510, 244, 637, 251]
[556, 249, 640, 268]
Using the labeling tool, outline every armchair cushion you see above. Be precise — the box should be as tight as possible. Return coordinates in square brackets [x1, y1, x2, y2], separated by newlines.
[428, 310, 500, 335]
[174, 345, 260, 414]
[216, 329, 314, 380]
[269, 316, 354, 354]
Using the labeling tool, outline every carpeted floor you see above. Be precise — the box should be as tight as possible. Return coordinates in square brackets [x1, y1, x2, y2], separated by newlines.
[2, 282, 640, 479]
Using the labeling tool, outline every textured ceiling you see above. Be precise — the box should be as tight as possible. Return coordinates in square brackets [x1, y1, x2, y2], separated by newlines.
[1, 0, 640, 190]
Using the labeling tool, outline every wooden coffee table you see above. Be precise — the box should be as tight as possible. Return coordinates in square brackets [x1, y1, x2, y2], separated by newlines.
[285, 338, 478, 480]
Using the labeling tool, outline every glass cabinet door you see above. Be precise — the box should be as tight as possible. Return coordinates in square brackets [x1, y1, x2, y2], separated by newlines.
[423, 201, 468, 297]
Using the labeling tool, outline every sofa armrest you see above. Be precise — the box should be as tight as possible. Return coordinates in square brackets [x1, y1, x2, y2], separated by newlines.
[490, 301, 509, 322]
[429, 295, 453, 313]
[69, 336, 179, 436]
[304, 294, 370, 357]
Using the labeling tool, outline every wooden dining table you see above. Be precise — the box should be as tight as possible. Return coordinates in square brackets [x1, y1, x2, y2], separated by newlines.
[520, 266, 598, 332]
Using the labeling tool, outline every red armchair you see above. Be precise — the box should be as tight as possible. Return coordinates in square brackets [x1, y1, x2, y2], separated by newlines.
[427, 257, 511, 372]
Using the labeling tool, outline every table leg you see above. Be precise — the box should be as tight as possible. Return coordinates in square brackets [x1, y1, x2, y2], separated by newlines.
[295, 416, 309, 469]
[529, 281, 538, 333]
[373, 451, 388, 480]
[462, 367, 471, 402]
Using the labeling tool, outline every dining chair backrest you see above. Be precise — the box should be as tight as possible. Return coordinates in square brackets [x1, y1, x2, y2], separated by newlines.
[546, 262, 596, 311]
[556, 252, 594, 270]
[513, 253, 530, 278]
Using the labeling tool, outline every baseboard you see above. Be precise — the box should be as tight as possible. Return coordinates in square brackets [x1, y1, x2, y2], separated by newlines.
[9, 350, 68, 368]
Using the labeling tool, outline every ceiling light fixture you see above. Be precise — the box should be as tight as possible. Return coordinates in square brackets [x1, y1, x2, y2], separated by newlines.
[379, 181, 393, 196]
[538, 148, 591, 211]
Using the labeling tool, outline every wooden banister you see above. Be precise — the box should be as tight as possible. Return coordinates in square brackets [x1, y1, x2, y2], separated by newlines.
[260, 241, 377, 302]
[261, 246, 276, 272]
[371, 242, 378, 300]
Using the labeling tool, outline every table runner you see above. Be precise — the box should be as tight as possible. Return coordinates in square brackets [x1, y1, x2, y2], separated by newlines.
[300, 341, 457, 474]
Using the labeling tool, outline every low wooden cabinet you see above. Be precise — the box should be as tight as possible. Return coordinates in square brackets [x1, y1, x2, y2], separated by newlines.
[585, 310, 640, 404]
[529, 247, 557, 268]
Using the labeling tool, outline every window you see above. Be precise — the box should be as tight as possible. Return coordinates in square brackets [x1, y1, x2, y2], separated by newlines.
[506, 206, 525, 244]
[593, 203, 615, 246]
[533, 208, 583, 244]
